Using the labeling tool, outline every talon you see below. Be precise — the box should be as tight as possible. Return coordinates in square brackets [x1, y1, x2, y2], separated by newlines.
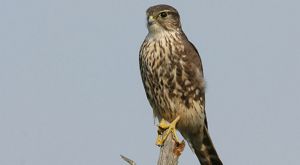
[155, 116, 181, 146]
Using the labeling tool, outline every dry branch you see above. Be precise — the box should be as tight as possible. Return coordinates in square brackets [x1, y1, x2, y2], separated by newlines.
[157, 131, 185, 165]
[121, 130, 185, 165]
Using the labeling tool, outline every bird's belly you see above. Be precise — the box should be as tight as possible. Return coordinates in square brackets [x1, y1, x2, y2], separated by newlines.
[145, 68, 205, 134]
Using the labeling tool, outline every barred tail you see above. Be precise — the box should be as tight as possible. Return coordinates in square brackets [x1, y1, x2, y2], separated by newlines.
[191, 127, 223, 165]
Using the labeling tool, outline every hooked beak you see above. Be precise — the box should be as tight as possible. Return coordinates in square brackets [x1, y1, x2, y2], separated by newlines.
[147, 15, 155, 26]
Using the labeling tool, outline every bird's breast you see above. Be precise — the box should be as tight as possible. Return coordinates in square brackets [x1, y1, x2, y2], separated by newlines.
[140, 34, 205, 131]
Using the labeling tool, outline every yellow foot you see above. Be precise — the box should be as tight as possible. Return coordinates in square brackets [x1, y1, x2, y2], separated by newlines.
[155, 116, 181, 146]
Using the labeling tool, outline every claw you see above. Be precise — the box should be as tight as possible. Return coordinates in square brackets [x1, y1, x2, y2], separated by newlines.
[156, 116, 181, 146]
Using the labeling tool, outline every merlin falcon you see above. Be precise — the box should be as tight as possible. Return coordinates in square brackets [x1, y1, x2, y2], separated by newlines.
[139, 4, 222, 165]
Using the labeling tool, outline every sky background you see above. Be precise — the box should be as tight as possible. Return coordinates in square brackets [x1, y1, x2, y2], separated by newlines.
[1, 0, 300, 164]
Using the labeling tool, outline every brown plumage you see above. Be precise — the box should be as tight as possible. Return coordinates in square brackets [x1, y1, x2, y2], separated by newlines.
[139, 4, 222, 165]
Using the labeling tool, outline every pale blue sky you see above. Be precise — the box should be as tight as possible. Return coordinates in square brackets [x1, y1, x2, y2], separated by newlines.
[1, 0, 299, 164]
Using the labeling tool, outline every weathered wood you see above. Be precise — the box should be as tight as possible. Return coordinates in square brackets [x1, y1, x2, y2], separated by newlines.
[121, 128, 185, 165]
[157, 131, 185, 165]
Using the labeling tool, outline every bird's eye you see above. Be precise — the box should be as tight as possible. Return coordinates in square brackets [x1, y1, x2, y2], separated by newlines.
[160, 12, 168, 18]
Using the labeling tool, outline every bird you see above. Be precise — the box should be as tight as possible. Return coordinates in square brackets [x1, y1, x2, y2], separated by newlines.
[139, 4, 223, 165]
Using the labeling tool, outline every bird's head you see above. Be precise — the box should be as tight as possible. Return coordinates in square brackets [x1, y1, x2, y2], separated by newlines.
[146, 4, 182, 34]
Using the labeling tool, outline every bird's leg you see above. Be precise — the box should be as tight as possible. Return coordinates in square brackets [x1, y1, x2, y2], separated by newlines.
[156, 116, 181, 146]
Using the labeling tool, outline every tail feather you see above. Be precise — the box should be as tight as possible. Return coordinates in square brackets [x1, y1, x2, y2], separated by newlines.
[191, 127, 223, 165]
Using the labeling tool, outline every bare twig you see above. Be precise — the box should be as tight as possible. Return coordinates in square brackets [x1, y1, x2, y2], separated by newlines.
[120, 155, 136, 165]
